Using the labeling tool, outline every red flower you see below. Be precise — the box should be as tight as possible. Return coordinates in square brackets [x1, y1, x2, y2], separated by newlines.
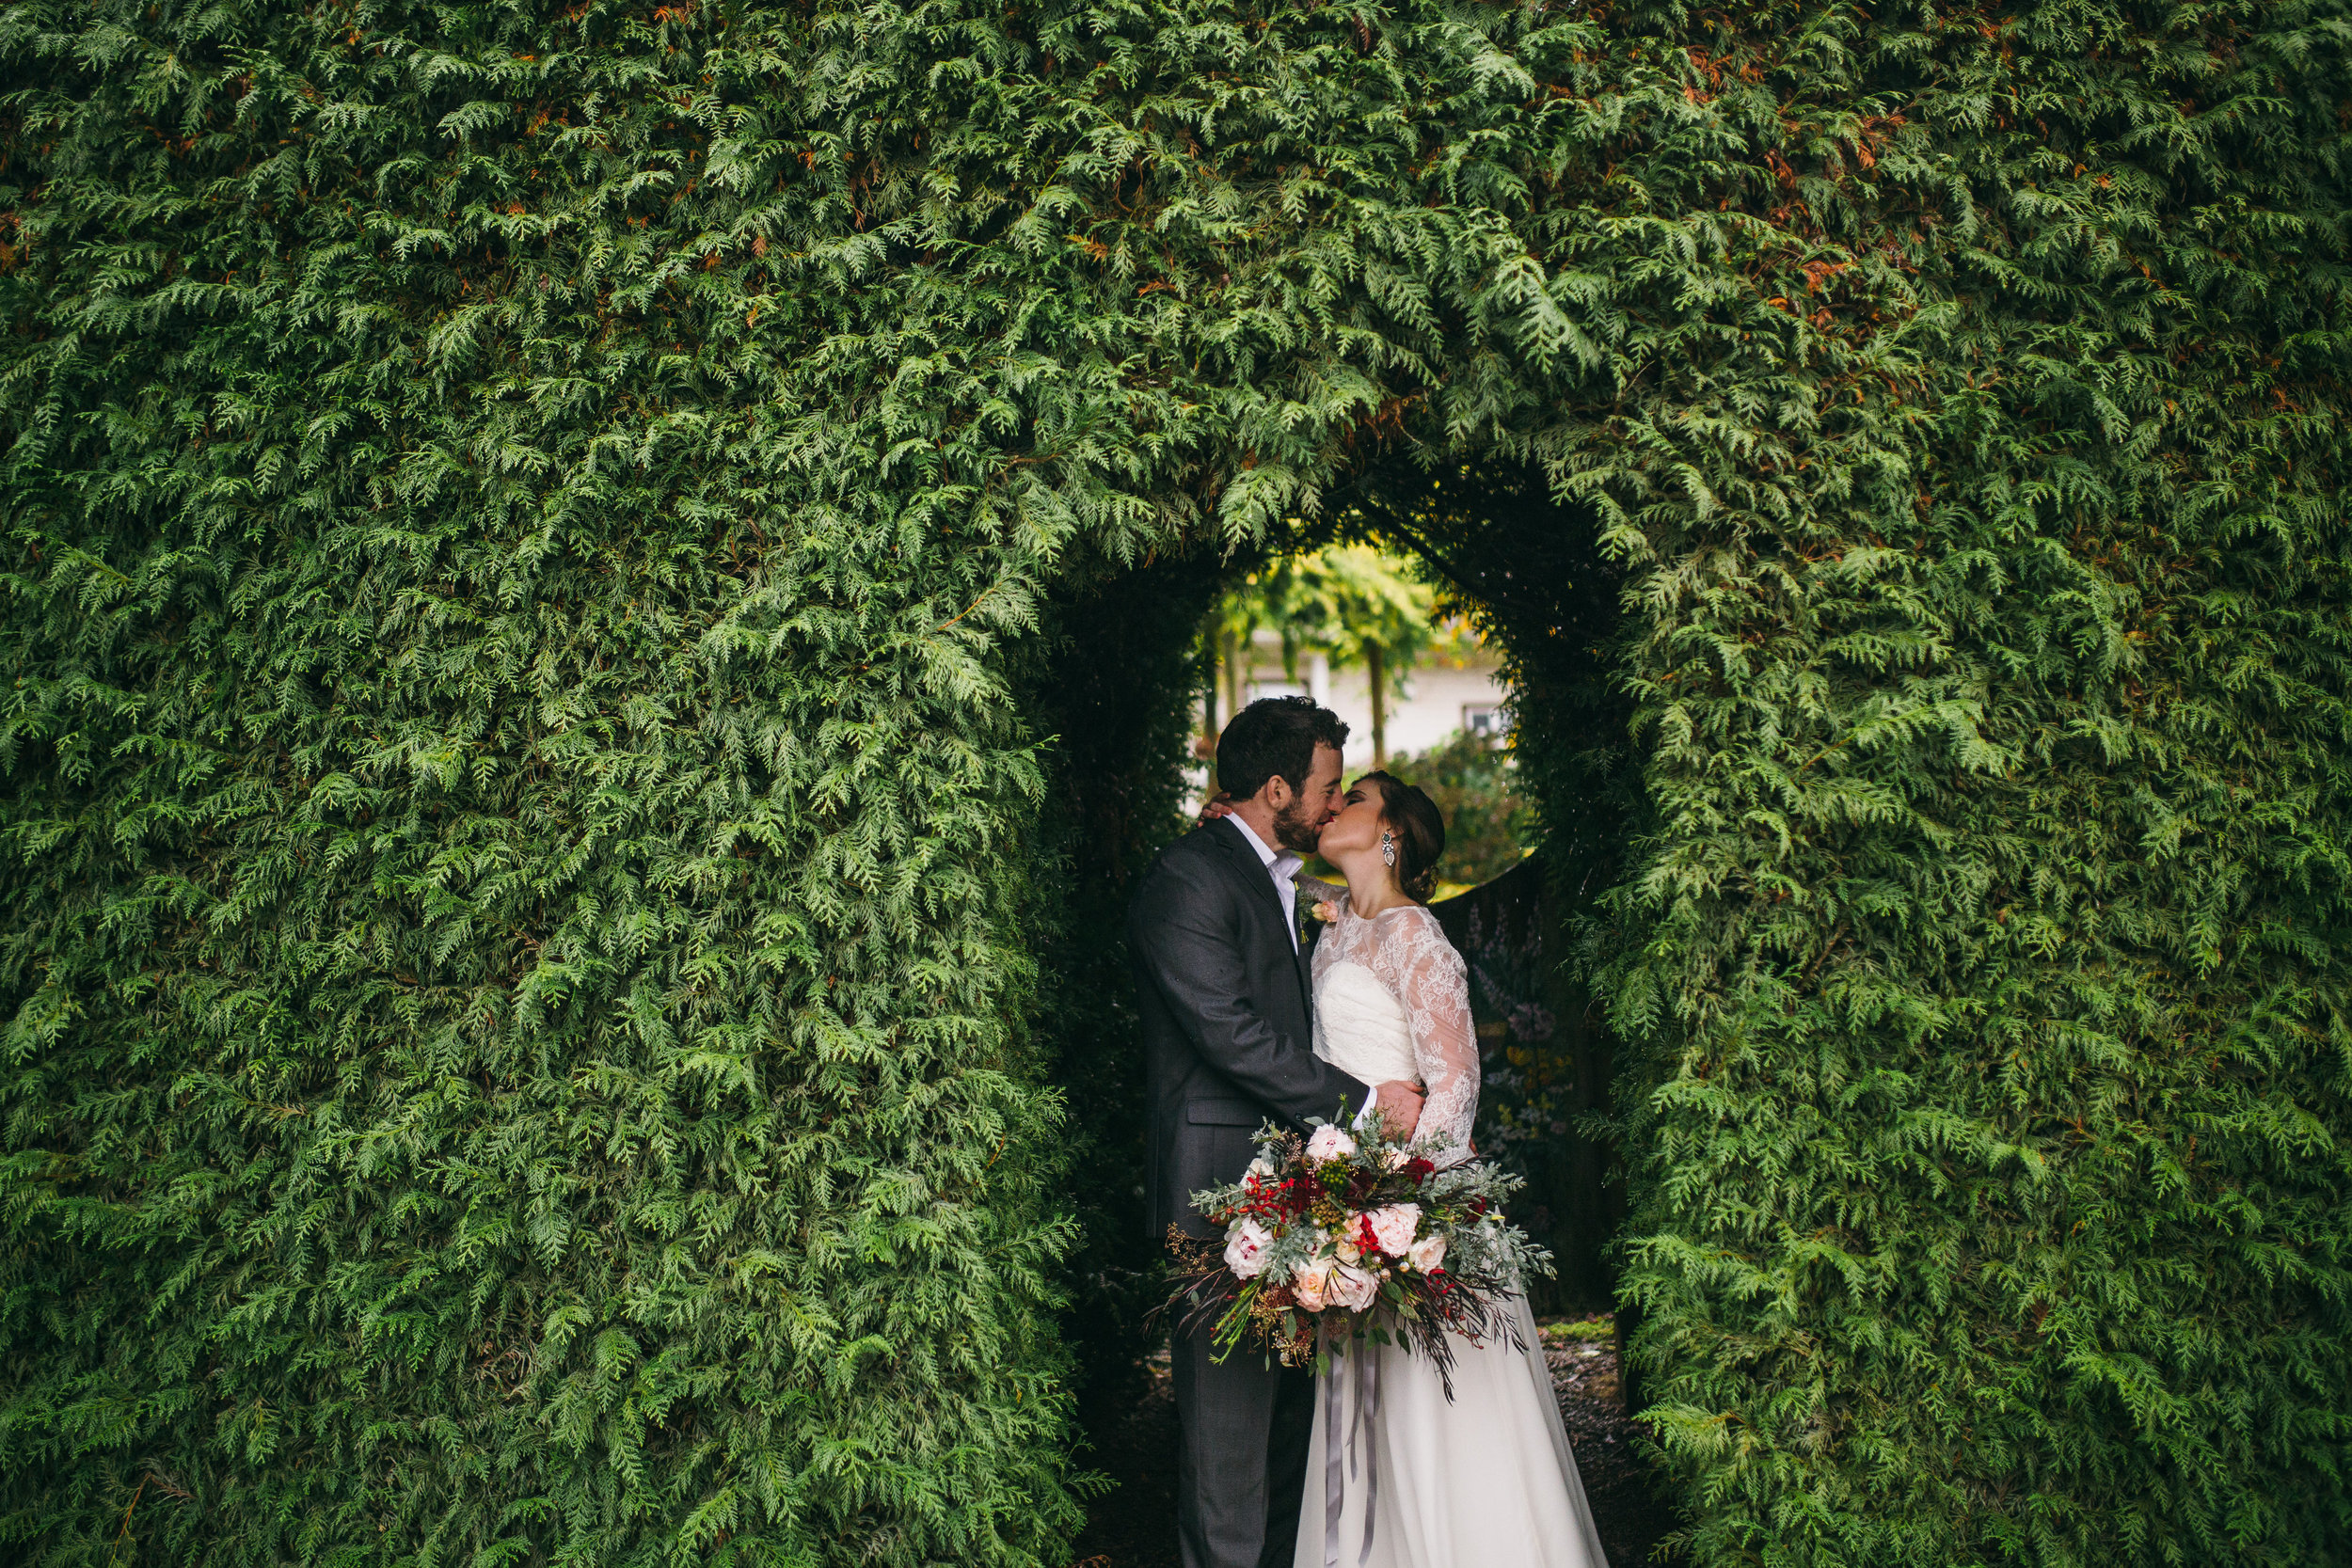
[1403, 1157, 1436, 1182]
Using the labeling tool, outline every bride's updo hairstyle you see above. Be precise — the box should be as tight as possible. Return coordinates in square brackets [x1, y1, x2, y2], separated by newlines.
[1356, 770, 1446, 902]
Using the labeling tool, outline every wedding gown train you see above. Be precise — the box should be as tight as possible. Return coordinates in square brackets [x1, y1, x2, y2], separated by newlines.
[1294, 897, 1609, 1568]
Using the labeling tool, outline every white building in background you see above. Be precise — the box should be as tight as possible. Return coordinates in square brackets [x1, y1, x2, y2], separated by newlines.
[1203, 626, 1510, 778]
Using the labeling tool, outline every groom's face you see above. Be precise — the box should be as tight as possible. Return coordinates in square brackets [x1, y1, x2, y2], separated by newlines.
[1270, 743, 1346, 855]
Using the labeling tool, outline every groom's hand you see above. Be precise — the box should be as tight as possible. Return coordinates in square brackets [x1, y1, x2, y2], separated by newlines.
[1373, 1081, 1424, 1138]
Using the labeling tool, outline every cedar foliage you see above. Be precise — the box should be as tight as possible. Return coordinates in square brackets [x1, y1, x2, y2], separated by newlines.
[3, 0, 2350, 1564]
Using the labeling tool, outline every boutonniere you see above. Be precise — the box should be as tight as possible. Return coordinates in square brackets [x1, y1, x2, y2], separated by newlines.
[1310, 901, 1341, 926]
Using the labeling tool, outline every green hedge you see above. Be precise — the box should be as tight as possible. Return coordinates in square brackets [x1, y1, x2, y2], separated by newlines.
[3, 0, 2349, 1564]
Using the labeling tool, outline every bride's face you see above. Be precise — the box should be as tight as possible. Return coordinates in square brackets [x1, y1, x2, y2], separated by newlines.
[1316, 781, 1390, 861]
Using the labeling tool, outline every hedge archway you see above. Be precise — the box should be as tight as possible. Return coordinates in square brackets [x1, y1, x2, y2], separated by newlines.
[4, 2, 2348, 1567]
[1030, 464, 1632, 1411]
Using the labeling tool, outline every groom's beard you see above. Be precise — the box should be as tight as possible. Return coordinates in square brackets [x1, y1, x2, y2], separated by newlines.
[1272, 796, 1324, 856]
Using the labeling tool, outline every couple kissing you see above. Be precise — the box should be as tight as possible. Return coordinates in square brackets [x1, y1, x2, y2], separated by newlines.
[1128, 695, 1609, 1568]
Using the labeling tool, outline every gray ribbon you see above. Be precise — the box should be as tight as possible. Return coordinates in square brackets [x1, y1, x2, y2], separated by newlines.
[1321, 1334, 1381, 1568]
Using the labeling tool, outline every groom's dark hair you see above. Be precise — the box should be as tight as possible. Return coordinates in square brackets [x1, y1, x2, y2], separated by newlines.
[1217, 695, 1350, 800]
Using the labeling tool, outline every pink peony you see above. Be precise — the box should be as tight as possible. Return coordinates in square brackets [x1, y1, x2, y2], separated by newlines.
[1408, 1234, 1448, 1275]
[1327, 1263, 1379, 1312]
[1362, 1203, 1421, 1259]
[1305, 1125, 1358, 1164]
[1223, 1218, 1273, 1280]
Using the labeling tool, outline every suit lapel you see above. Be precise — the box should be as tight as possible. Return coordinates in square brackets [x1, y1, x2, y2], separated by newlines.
[1296, 927, 1314, 1022]
[1211, 819, 1311, 1013]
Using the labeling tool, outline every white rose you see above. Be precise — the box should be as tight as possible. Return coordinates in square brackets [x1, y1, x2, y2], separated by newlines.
[1334, 1236, 1361, 1266]
[1223, 1218, 1273, 1280]
[1363, 1203, 1421, 1259]
[1293, 1261, 1330, 1311]
[1327, 1263, 1379, 1312]
[1408, 1234, 1448, 1275]
[1305, 1125, 1357, 1164]
[1246, 1154, 1276, 1180]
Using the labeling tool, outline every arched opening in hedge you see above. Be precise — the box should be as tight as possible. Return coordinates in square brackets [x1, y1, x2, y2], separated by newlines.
[1023, 452, 1643, 1406]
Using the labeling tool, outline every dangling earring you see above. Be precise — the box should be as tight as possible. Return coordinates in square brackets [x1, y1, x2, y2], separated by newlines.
[1380, 830, 1396, 869]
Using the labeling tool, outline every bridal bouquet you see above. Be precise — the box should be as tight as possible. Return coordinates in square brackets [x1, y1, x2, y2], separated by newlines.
[1165, 1114, 1549, 1393]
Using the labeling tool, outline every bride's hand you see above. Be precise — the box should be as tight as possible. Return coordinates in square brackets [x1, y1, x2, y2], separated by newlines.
[1198, 793, 1237, 825]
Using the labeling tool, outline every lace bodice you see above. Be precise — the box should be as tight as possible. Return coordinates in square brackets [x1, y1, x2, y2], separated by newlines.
[1307, 890, 1479, 1164]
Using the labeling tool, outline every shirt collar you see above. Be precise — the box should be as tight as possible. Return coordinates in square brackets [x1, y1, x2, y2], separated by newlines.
[1228, 813, 1302, 879]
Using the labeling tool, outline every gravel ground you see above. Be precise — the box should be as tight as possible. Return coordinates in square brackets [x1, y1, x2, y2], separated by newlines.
[1066, 1319, 1677, 1567]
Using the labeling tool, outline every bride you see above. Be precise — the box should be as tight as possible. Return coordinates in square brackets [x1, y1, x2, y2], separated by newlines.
[1285, 771, 1609, 1568]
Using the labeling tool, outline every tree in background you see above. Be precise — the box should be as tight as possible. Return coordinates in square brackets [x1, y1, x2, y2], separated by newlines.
[1384, 728, 1534, 895]
[1204, 544, 1471, 766]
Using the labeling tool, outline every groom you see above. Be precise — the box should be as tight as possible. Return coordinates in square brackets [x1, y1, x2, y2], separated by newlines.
[1129, 695, 1426, 1568]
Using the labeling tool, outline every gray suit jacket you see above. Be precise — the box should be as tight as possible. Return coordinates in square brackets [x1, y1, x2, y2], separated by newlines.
[1128, 817, 1372, 1238]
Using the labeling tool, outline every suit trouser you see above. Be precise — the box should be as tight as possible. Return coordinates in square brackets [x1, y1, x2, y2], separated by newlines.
[1171, 1317, 1318, 1568]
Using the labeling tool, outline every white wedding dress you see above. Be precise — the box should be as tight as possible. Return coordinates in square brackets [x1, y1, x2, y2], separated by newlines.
[1294, 895, 1610, 1568]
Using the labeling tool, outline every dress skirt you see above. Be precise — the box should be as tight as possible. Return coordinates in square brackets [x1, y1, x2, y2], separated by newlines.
[1292, 1291, 1610, 1568]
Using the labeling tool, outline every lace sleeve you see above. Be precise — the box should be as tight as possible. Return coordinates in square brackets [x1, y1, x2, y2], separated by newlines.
[1379, 908, 1479, 1164]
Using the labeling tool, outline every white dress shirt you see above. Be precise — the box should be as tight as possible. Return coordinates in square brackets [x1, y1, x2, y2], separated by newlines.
[1226, 813, 1302, 951]
[1229, 812, 1386, 1122]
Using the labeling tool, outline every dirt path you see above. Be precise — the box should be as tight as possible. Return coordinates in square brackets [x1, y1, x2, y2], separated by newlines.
[1066, 1319, 1677, 1566]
